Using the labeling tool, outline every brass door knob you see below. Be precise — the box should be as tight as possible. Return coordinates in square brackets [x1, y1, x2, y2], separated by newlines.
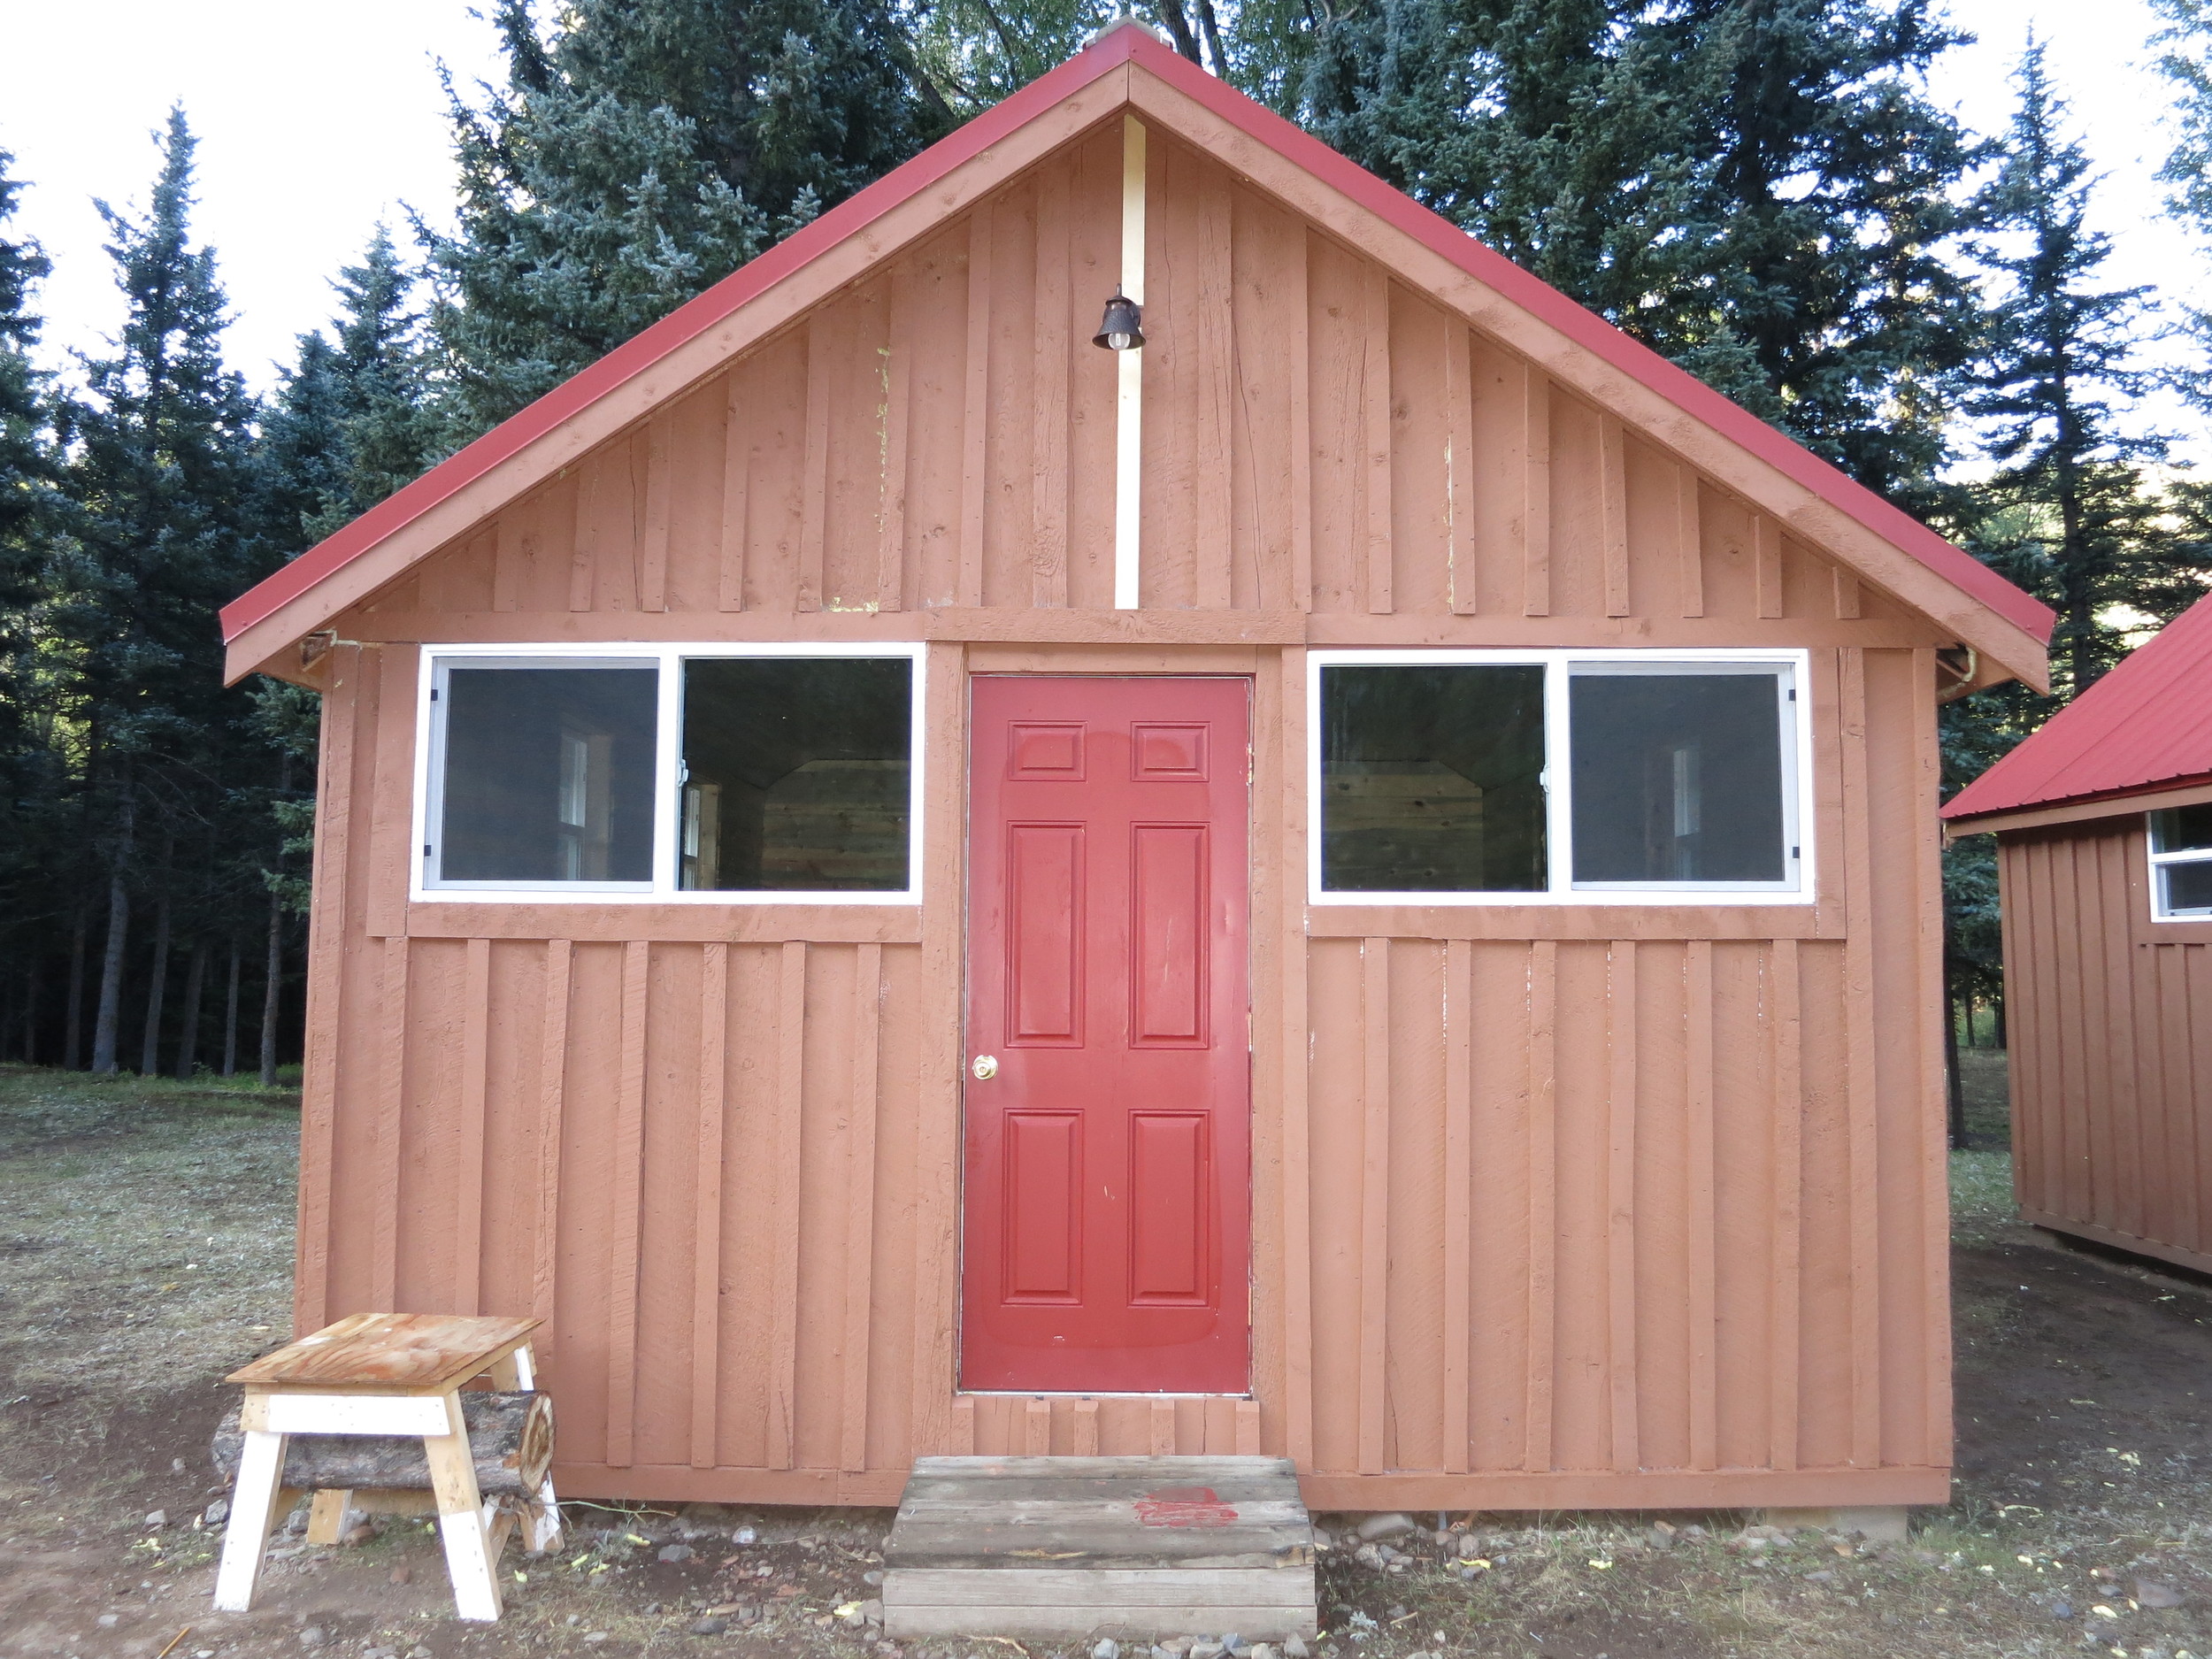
[971, 1055, 999, 1080]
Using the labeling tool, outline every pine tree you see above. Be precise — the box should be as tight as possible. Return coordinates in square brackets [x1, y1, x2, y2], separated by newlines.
[48, 110, 267, 1071]
[2154, 0, 2212, 405]
[426, 0, 956, 436]
[1962, 41, 2173, 696]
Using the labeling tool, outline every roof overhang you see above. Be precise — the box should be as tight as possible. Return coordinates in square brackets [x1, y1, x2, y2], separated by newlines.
[1944, 773, 2212, 839]
[221, 22, 2055, 691]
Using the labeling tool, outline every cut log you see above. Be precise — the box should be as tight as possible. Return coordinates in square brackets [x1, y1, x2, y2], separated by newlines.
[211, 1391, 552, 1497]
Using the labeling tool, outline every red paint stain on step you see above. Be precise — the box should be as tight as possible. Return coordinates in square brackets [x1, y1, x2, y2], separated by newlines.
[1134, 1486, 1236, 1527]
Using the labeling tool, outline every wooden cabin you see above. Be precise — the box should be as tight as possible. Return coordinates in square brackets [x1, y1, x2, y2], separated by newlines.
[1943, 594, 2212, 1277]
[221, 24, 2054, 1517]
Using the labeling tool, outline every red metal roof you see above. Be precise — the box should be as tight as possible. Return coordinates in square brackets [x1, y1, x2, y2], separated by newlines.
[1944, 591, 2212, 822]
[219, 21, 2055, 656]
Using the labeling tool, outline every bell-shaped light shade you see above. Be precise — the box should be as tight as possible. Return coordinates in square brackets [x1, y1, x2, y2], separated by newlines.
[1093, 288, 1145, 350]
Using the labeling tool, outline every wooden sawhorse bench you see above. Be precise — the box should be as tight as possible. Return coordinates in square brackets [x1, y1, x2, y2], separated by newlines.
[212, 1313, 560, 1622]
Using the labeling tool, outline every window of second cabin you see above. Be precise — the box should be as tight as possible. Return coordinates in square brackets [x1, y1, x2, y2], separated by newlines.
[1569, 668, 1789, 886]
[434, 664, 659, 885]
[2150, 803, 2212, 918]
[680, 657, 914, 892]
[1319, 664, 1548, 892]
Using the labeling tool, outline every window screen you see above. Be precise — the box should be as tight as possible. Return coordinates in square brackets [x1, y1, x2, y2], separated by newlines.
[1319, 664, 1548, 892]
[1569, 670, 1787, 884]
[2151, 804, 2212, 917]
[436, 665, 658, 883]
[680, 657, 912, 892]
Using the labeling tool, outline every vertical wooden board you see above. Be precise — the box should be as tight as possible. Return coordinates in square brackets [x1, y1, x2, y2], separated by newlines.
[1832, 567, 1863, 620]
[516, 473, 576, 615]
[1697, 490, 1756, 619]
[715, 944, 782, 1470]
[1766, 939, 1804, 1472]
[296, 652, 360, 1334]
[1246, 653, 1289, 1462]
[638, 411, 672, 611]
[1683, 940, 1719, 1471]
[1191, 159, 1235, 611]
[841, 942, 884, 1473]
[1522, 368, 1553, 617]
[472, 940, 544, 1325]
[907, 643, 965, 1455]
[1862, 649, 1937, 1463]
[395, 940, 467, 1313]
[796, 311, 835, 613]
[1793, 941, 1853, 1471]
[1467, 941, 1533, 1471]
[743, 333, 812, 613]
[1065, 134, 1123, 611]
[793, 946, 862, 1473]
[1676, 469, 1704, 618]
[1445, 326, 1479, 615]
[1031, 168, 1071, 609]
[1382, 939, 1448, 1473]
[367, 936, 411, 1314]
[491, 514, 526, 612]
[692, 942, 728, 1469]
[578, 436, 641, 613]
[453, 936, 494, 1315]
[1142, 141, 1199, 609]
[878, 271, 915, 613]
[1624, 439, 1683, 626]
[900, 229, 972, 611]
[1548, 942, 1611, 1471]
[1202, 1396, 1238, 1455]
[1386, 287, 1454, 618]
[1709, 940, 1773, 1469]
[1356, 939, 1393, 1474]
[1524, 939, 1558, 1471]
[362, 644, 419, 941]
[633, 941, 704, 1471]
[552, 942, 625, 1463]
[1361, 265, 1394, 614]
[1837, 651, 1884, 1467]
[981, 188, 1039, 610]
[1754, 518, 1784, 618]
[1463, 339, 1527, 624]
[865, 943, 927, 1472]
[2186, 948, 2212, 1253]
[1544, 395, 1602, 620]
[532, 940, 572, 1334]
[1304, 937, 1365, 1472]
[1302, 234, 1367, 614]
[957, 204, 993, 609]
[1277, 649, 1316, 1470]
[1598, 414, 1630, 617]
[1228, 189, 1302, 611]
[658, 381, 726, 614]
[765, 941, 810, 1468]
[1632, 941, 1692, 1471]
[1605, 942, 1640, 1474]
[1909, 651, 1953, 1462]
[2158, 942, 2200, 1252]
[603, 940, 651, 1467]
[821, 284, 894, 614]
[1073, 1396, 1102, 1455]
[415, 530, 495, 615]
[2097, 833, 2139, 1233]
[1441, 940, 1474, 1473]
[717, 369, 750, 611]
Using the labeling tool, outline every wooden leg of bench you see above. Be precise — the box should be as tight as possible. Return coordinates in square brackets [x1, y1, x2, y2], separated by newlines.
[305, 1489, 354, 1545]
[424, 1394, 503, 1622]
[522, 1471, 562, 1555]
[212, 1430, 288, 1612]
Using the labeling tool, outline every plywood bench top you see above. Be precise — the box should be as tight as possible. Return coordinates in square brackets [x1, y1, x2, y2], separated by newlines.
[227, 1312, 541, 1393]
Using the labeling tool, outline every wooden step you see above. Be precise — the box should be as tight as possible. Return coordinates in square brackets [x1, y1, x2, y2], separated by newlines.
[881, 1455, 1317, 1642]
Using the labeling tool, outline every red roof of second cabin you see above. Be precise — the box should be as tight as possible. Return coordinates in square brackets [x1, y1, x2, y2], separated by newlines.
[219, 21, 2055, 667]
[1945, 591, 2212, 823]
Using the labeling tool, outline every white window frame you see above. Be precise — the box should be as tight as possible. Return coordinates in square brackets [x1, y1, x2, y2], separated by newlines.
[413, 641, 927, 904]
[2147, 809, 2212, 921]
[1306, 647, 1814, 907]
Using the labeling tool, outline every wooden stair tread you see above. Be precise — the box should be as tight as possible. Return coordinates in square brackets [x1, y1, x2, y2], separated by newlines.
[883, 1455, 1317, 1640]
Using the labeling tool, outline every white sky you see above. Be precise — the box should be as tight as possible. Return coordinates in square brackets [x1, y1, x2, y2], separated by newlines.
[2, 0, 2204, 453]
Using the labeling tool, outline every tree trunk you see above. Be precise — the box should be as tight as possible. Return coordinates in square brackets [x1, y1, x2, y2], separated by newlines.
[64, 907, 87, 1070]
[258, 891, 282, 1086]
[175, 939, 209, 1079]
[222, 941, 241, 1076]
[1994, 989, 2008, 1050]
[20, 966, 37, 1064]
[1945, 975, 1967, 1151]
[139, 877, 173, 1076]
[91, 864, 130, 1076]
[210, 1391, 553, 1495]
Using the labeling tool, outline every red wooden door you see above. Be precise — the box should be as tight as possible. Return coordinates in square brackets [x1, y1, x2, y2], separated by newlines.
[962, 677, 1251, 1394]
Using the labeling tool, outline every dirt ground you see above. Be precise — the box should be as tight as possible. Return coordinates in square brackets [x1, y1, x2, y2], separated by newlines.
[4, 1059, 2212, 1659]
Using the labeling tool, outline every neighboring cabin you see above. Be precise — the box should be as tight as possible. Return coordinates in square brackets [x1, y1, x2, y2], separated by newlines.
[221, 25, 2052, 1516]
[1944, 593, 2212, 1277]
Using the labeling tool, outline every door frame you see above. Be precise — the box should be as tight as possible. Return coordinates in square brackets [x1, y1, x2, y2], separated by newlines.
[955, 670, 1259, 1395]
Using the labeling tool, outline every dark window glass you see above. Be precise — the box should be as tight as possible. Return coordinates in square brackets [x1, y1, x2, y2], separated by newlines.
[680, 658, 912, 892]
[1320, 665, 1547, 892]
[2162, 860, 2212, 915]
[437, 666, 658, 882]
[2151, 803, 2212, 854]
[1570, 672, 1786, 884]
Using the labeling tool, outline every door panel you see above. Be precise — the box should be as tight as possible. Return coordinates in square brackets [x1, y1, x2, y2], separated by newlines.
[963, 677, 1252, 1394]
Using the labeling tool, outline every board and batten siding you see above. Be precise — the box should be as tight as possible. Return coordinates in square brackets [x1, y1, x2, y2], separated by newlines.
[291, 123, 1957, 1509]
[1998, 818, 2212, 1278]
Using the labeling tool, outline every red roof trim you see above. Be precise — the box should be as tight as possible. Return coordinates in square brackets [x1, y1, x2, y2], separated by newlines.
[224, 22, 2053, 651]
